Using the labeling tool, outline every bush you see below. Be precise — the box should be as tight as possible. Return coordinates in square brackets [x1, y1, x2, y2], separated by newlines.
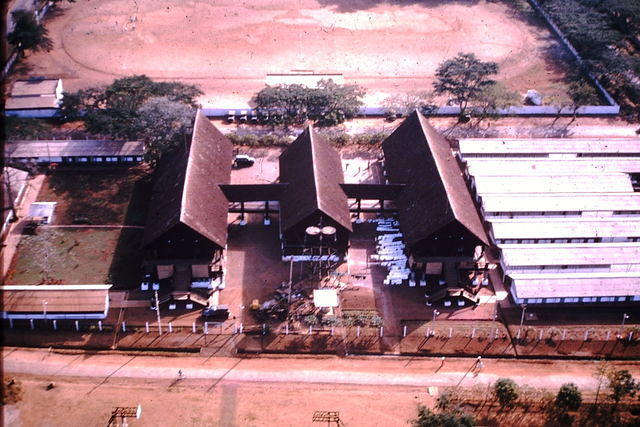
[411, 405, 474, 427]
[555, 383, 582, 412]
[494, 378, 519, 408]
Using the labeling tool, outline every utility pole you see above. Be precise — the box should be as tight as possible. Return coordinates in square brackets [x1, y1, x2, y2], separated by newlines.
[620, 313, 630, 335]
[519, 304, 527, 328]
[155, 290, 162, 335]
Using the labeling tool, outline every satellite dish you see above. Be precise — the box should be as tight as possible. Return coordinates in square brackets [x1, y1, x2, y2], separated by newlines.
[321, 226, 337, 236]
[305, 226, 321, 236]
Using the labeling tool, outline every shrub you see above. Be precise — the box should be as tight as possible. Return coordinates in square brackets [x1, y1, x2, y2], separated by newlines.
[555, 383, 582, 412]
[494, 378, 519, 408]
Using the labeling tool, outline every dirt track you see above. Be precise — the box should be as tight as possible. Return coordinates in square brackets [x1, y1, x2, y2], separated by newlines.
[19, 0, 570, 107]
[4, 348, 640, 426]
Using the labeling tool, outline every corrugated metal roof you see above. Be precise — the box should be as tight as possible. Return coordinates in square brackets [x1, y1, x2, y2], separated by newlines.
[5, 96, 59, 110]
[489, 217, 640, 240]
[382, 111, 488, 246]
[472, 174, 633, 194]
[465, 158, 640, 175]
[481, 193, 640, 213]
[1, 284, 110, 313]
[11, 79, 59, 96]
[459, 137, 640, 155]
[6, 140, 144, 157]
[143, 110, 233, 248]
[279, 126, 352, 233]
[511, 272, 640, 298]
[500, 242, 640, 267]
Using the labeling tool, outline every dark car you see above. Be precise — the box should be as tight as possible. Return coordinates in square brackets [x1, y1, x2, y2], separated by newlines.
[232, 155, 256, 169]
[202, 305, 230, 321]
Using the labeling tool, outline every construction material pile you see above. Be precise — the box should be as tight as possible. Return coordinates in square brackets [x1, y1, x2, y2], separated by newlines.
[370, 218, 409, 285]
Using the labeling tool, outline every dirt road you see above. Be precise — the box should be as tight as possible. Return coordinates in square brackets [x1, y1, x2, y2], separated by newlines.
[4, 348, 640, 426]
[4, 348, 639, 391]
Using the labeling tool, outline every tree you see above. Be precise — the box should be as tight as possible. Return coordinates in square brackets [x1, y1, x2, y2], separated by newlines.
[494, 378, 519, 409]
[135, 97, 196, 165]
[540, 0, 620, 58]
[60, 75, 202, 138]
[607, 369, 638, 410]
[555, 383, 582, 412]
[473, 82, 520, 124]
[433, 52, 499, 120]
[312, 79, 365, 126]
[411, 405, 474, 427]
[382, 90, 437, 119]
[7, 9, 53, 55]
[254, 79, 365, 127]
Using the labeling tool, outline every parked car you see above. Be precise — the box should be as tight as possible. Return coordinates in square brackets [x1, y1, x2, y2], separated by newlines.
[233, 154, 256, 168]
[202, 305, 230, 321]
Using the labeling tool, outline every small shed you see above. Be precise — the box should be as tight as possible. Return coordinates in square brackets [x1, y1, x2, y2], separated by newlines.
[5, 140, 144, 165]
[5, 78, 63, 118]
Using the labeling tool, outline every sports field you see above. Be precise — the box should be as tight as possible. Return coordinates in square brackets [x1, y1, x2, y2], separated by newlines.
[19, 0, 571, 106]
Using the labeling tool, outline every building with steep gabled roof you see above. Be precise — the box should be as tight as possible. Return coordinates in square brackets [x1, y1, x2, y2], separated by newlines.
[143, 109, 233, 260]
[278, 126, 352, 255]
[382, 111, 488, 258]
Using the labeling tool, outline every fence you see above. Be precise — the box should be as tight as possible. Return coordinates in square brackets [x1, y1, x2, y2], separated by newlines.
[3, 318, 638, 357]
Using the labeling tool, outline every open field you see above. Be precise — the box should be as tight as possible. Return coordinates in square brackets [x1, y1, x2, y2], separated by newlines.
[35, 167, 152, 226]
[17, 0, 573, 107]
[4, 228, 143, 287]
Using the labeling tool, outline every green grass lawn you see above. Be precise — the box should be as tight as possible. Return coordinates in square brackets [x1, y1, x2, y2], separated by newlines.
[5, 228, 143, 288]
[36, 167, 152, 226]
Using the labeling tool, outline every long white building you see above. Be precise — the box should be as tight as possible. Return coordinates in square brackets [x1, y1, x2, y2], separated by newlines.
[458, 137, 640, 305]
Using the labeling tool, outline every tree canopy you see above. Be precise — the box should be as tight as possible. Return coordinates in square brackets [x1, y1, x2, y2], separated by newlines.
[60, 75, 201, 138]
[60, 75, 201, 165]
[433, 52, 499, 118]
[411, 405, 475, 427]
[254, 79, 365, 127]
[7, 9, 53, 54]
[607, 369, 638, 408]
[136, 97, 195, 165]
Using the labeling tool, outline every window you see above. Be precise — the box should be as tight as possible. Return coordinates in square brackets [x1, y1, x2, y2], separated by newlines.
[545, 298, 561, 303]
[124, 156, 134, 162]
[617, 296, 627, 302]
[135, 156, 143, 161]
[527, 298, 543, 304]
[632, 296, 640, 302]
[582, 297, 597, 303]
[600, 297, 615, 302]
[77, 157, 88, 162]
[92, 157, 103, 162]
[564, 297, 579, 303]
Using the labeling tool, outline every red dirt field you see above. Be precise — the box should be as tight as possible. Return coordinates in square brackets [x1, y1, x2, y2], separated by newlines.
[16, 0, 572, 107]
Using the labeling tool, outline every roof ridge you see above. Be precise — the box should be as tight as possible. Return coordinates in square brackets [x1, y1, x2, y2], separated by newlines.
[308, 126, 322, 212]
[179, 110, 200, 223]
